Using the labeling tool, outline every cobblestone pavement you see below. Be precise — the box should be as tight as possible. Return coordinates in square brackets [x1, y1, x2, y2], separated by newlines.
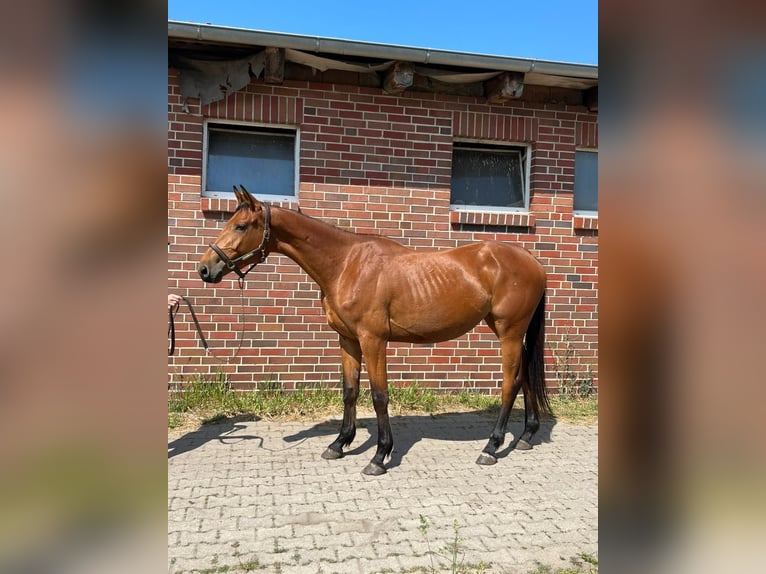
[168, 411, 597, 573]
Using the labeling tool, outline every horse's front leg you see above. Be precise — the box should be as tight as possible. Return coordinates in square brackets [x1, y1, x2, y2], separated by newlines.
[322, 336, 362, 460]
[359, 335, 393, 476]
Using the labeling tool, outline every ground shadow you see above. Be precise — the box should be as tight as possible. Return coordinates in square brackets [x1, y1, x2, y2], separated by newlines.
[283, 409, 556, 469]
[168, 414, 263, 458]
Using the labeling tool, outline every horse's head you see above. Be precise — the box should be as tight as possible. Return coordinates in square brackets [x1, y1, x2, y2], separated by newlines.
[198, 186, 272, 283]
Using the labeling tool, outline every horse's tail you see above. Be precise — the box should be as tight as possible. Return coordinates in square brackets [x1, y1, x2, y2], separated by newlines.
[525, 290, 552, 416]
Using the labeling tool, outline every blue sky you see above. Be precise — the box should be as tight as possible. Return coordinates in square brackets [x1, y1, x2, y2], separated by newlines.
[168, 1, 598, 65]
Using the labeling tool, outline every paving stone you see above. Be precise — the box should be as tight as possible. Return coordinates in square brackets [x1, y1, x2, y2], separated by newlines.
[169, 413, 597, 573]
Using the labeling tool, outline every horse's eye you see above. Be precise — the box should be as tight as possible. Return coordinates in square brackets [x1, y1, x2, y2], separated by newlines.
[234, 224, 247, 232]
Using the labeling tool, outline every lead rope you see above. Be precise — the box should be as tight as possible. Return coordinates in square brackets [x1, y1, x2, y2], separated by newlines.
[169, 204, 269, 359]
[168, 287, 247, 362]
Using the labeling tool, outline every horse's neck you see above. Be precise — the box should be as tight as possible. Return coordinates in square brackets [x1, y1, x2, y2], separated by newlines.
[271, 207, 355, 289]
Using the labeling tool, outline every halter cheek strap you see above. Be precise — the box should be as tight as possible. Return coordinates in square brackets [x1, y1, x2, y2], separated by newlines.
[209, 203, 271, 283]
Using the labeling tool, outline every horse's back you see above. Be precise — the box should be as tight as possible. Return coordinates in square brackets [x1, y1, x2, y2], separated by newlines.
[363, 238, 545, 296]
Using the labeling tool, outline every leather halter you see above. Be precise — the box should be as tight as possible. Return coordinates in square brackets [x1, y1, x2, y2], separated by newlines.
[209, 203, 271, 283]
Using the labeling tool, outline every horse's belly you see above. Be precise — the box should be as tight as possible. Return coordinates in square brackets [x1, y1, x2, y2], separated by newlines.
[388, 307, 486, 344]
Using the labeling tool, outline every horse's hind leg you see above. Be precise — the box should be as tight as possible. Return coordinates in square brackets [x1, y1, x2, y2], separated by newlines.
[516, 359, 539, 451]
[477, 336, 524, 466]
[322, 336, 361, 460]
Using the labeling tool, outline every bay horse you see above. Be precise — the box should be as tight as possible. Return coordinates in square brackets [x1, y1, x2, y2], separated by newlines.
[198, 186, 551, 475]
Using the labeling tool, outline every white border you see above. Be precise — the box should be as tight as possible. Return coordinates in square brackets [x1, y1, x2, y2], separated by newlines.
[202, 118, 300, 204]
[449, 139, 531, 213]
[573, 147, 598, 216]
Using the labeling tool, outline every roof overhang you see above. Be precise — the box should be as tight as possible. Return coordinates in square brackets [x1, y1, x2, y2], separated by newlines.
[169, 21, 597, 90]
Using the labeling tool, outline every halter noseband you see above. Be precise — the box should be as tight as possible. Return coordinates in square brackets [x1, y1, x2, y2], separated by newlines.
[209, 203, 271, 283]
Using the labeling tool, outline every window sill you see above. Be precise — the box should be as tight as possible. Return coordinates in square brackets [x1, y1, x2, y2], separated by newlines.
[573, 214, 598, 231]
[450, 209, 534, 228]
[201, 196, 297, 214]
[201, 196, 239, 214]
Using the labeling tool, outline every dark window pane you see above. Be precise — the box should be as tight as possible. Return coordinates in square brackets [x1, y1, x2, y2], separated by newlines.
[206, 126, 295, 196]
[574, 151, 598, 212]
[451, 146, 524, 208]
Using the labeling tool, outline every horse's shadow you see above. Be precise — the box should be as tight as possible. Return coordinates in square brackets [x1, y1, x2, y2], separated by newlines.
[169, 410, 557, 467]
[168, 414, 263, 459]
[283, 409, 556, 469]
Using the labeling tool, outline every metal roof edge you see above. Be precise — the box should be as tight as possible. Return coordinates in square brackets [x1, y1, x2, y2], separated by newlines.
[168, 21, 598, 80]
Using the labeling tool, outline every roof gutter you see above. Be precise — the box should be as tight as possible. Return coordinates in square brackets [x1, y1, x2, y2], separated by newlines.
[168, 21, 598, 80]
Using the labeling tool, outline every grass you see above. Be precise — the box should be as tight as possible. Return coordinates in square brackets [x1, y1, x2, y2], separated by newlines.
[178, 513, 595, 574]
[527, 552, 598, 574]
[168, 373, 597, 433]
[413, 516, 597, 574]
[417, 515, 492, 574]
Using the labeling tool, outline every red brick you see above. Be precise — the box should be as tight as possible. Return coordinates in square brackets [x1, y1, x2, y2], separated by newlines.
[167, 68, 598, 392]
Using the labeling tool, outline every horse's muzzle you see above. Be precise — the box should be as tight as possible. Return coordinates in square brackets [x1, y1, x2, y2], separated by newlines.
[198, 262, 223, 283]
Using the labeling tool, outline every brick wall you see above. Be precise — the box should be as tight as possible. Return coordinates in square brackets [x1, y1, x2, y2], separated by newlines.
[168, 69, 598, 394]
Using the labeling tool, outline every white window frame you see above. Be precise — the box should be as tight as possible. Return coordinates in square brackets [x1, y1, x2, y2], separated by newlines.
[202, 118, 300, 203]
[449, 138, 531, 214]
[573, 147, 598, 216]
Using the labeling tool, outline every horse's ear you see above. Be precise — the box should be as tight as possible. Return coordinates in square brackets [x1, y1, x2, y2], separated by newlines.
[238, 185, 261, 211]
[233, 186, 244, 205]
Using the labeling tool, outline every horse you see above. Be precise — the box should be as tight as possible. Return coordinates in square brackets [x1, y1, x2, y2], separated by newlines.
[198, 186, 551, 475]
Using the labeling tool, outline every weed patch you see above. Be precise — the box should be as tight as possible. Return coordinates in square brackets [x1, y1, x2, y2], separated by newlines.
[527, 552, 598, 574]
[168, 372, 597, 432]
[417, 515, 492, 573]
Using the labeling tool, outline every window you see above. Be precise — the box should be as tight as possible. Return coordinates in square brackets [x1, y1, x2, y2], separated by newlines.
[203, 122, 297, 200]
[450, 142, 529, 210]
[574, 150, 598, 213]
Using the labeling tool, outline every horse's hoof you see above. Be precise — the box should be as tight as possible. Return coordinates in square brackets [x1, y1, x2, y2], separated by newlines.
[516, 439, 533, 451]
[361, 462, 386, 476]
[476, 453, 498, 466]
[321, 447, 343, 460]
